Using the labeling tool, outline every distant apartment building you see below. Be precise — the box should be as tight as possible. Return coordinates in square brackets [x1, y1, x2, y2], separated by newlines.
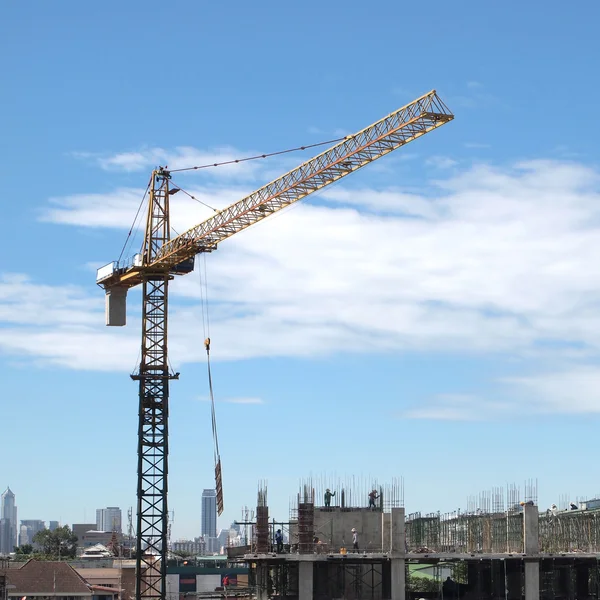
[201, 490, 217, 539]
[19, 520, 45, 547]
[96, 507, 122, 533]
[172, 537, 205, 555]
[0, 488, 17, 554]
[72, 523, 98, 545]
[48, 521, 59, 531]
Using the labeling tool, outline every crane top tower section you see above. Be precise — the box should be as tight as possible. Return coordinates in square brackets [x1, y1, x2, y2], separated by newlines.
[97, 90, 453, 325]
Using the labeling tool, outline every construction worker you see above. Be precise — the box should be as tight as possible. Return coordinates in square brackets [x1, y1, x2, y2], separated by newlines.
[368, 489, 379, 510]
[352, 528, 359, 553]
[275, 529, 284, 553]
[324, 488, 335, 507]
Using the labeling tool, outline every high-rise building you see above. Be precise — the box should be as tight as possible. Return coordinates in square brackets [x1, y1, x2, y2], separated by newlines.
[0, 488, 17, 554]
[20, 520, 45, 548]
[0, 519, 11, 555]
[96, 507, 122, 533]
[201, 489, 217, 538]
[49, 521, 59, 531]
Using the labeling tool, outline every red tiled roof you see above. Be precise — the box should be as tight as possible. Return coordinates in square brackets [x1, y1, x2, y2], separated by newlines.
[1, 560, 91, 594]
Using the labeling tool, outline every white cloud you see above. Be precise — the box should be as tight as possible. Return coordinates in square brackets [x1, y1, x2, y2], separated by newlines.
[77, 146, 271, 181]
[464, 142, 490, 149]
[426, 155, 458, 169]
[225, 397, 265, 405]
[7, 158, 600, 417]
[504, 367, 600, 414]
[404, 394, 487, 421]
[467, 81, 483, 89]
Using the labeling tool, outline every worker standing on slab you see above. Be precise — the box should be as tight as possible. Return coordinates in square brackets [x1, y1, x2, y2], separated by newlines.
[324, 488, 335, 507]
[352, 528, 359, 553]
[275, 529, 284, 553]
[368, 489, 379, 510]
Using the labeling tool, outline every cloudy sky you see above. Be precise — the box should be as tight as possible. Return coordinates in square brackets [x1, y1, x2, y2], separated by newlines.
[3, 0, 600, 539]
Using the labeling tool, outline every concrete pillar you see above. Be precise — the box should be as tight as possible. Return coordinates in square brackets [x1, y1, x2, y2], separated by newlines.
[391, 508, 406, 553]
[382, 512, 391, 552]
[391, 559, 406, 600]
[523, 505, 539, 600]
[390, 508, 406, 600]
[256, 563, 269, 600]
[298, 561, 313, 600]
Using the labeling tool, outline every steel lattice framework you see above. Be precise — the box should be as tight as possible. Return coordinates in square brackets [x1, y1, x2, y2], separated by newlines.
[97, 90, 453, 600]
[130, 169, 178, 600]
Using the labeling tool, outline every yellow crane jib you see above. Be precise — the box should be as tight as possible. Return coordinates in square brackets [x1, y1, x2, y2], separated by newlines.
[96, 90, 453, 327]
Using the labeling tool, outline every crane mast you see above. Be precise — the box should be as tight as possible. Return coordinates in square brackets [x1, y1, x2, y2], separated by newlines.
[130, 168, 178, 600]
[96, 90, 453, 600]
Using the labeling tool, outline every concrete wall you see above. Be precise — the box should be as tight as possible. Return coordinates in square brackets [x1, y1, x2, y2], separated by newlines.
[311, 508, 384, 551]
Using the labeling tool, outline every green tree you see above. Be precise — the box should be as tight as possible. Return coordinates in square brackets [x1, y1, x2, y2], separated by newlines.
[33, 526, 78, 558]
[14, 544, 33, 555]
[406, 573, 440, 593]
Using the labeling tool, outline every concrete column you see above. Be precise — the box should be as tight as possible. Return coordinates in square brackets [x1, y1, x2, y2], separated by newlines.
[391, 559, 406, 600]
[391, 508, 406, 553]
[382, 512, 391, 552]
[523, 505, 539, 600]
[390, 508, 406, 600]
[256, 563, 269, 600]
[298, 561, 314, 600]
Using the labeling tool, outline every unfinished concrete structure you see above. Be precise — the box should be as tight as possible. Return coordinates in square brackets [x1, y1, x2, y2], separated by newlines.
[230, 481, 600, 600]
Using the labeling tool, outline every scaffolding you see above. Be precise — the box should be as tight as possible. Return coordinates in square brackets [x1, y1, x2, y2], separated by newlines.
[540, 510, 600, 553]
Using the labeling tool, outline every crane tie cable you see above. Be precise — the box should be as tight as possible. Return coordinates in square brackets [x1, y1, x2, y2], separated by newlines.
[117, 177, 151, 265]
[169, 136, 346, 173]
[169, 179, 218, 212]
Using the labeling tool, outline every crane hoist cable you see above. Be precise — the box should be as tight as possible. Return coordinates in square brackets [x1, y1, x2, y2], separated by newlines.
[199, 259, 224, 515]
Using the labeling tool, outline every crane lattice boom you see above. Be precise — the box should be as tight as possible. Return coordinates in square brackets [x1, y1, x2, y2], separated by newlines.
[98, 90, 453, 293]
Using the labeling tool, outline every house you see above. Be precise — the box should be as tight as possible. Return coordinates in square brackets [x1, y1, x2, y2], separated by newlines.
[0, 559, 118, 600]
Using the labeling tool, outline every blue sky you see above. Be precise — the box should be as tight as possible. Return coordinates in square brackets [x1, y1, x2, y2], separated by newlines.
[2, 1, 600, 540]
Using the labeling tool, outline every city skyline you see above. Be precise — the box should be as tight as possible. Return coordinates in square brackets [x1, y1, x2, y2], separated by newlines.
[3, 0, 600, 540]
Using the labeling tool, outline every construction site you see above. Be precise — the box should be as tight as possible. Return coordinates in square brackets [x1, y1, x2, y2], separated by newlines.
[226, 479, 600, 600]
[83, 89, 596, 600]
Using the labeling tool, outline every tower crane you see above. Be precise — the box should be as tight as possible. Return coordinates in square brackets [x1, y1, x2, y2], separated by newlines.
[96, 90, 453, 600]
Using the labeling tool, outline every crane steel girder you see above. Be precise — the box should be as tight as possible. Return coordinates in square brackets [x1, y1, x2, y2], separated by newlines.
[97, 90, 453, 294]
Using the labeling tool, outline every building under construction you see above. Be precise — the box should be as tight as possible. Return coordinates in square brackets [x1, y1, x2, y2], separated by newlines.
[229, 479, 600, 600]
